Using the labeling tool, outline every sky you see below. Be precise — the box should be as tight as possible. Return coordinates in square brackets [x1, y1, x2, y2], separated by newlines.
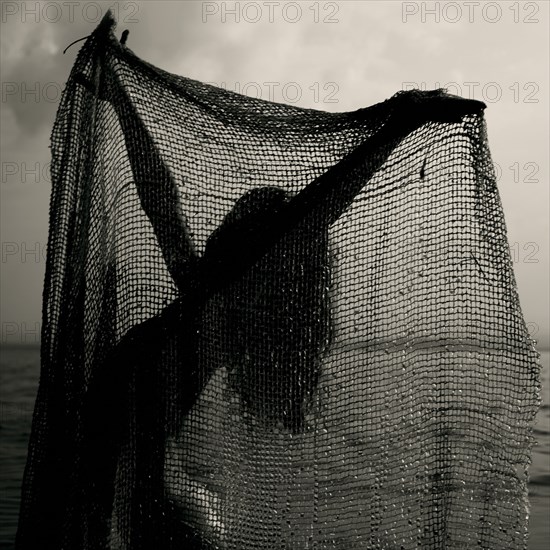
[0, 0, 548, 347]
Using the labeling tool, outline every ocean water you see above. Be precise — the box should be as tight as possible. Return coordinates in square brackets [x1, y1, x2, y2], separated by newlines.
[0, 346, 548, 549]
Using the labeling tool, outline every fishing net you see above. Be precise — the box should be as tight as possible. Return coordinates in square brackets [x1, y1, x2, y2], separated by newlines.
[17, 11, 541, 550]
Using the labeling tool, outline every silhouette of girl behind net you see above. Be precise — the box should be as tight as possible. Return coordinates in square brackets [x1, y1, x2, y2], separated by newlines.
[72, 24, 485, 548]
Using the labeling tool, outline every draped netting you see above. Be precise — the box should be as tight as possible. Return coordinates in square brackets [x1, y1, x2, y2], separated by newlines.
[17, 10, 541, 550]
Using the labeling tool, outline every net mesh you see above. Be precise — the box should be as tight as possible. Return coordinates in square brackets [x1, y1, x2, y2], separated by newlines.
[17, 11, 541, 550]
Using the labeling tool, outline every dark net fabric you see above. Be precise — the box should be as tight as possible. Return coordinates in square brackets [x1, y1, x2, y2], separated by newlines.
[17, 12, 541, 550]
